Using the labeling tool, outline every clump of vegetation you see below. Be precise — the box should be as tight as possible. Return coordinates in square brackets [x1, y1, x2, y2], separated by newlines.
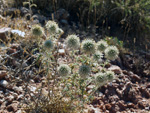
[97, 40, 108, 52]
[31, 24, 44, 37]
[105, 46, 119, 61]
[81, 39, 96, 54]
[65, 34, 80, 50]
[20, 20, 119, 112]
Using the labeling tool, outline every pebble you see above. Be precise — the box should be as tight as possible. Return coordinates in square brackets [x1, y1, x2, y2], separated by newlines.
[12, 86, 23, 94]
[6, 102, 19, 112]
[17, 94, 24, 101]
[6, 95, 14, 103]
[108, 65, 122, 74]
[0, 71, 7, 80]
[138, 101, 146, 109]
[0, 80, 8, 88]
[127, 103, 135, 108]
[28, 86, 37, 92]
[58, 49, 65, 56]
[0, 98, 4, 104]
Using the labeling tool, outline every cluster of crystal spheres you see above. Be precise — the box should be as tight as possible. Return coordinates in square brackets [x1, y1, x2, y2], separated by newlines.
[31, 21, 119, 84]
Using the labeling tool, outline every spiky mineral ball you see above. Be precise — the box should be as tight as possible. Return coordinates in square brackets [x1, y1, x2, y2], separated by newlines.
[106, 71, 115, 82]
[58, 64, 71, 77]
[65, 35, 80, 50]
[79, 65, 91, 78]
[104, 46, 119, 61]
[44, 40, 54, 50]
[95, 72, 107, 85]
[31, 25, 43, 37]
[81, 39, 96, 54]
[46, 21, 58, 33]
[97, 40, 108, 52]
[93, 51, 103, 61]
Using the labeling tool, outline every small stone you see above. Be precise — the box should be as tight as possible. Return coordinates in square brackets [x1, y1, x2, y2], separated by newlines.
[16, 110, 22, 113]
[13, 86, 23, 94]
[0, 98, 4, 104]
[138, 101, 146, 109]
[6, 95, 14, 103]
[122, 82, 132, 96]
[0, 80, 8, 88]
[1, 101, 7, 109]
[117, 100, 126, 110]
[28, 86, 36, 92]
[88, 108, 94, 113]
[139, 87, 150, 98]
[130, 108, 135, 112]
[17, 94, 24, 101]
[146, 83, 150, 88]
[127, 103, 135, 108]
[87, 105, 101, 113]
[9, 91, 18, 100]
[58, 49, 65, 56]
[0, 71, 7, 79]
[6, 102, 19, 112]
[105, 104, 111, 110]
[11, 30, 25, 37]
[0, 110, 8, 113]
[130, 74, 141, 82]
[108, 65, 122, 74]
[87, 85, 95, 91]
[0, 92, 4, 98]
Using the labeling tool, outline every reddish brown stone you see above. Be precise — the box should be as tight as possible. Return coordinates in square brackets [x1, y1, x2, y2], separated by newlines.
[6, 102, 19, 112]
[138, 101, 146, 109]
[105, 104, 111, 110]
[146, 83, 150, 88]
[130, 74, 141, 82]
[139, 87, 150, 98]
[108, 65, 122, 74]
[0, 71, 7, 80]
[117, 101, 126, 110]
[127, 103, 135, 108]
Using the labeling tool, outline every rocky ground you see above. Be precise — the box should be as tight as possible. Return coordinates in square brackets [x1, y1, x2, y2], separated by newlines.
[0, 3, 150, 113]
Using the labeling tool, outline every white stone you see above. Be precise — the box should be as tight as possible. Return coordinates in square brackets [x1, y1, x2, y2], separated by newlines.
[58, 49, 65, 56]
[11, 29, 25, 37]
[0, 80, 8, 88]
